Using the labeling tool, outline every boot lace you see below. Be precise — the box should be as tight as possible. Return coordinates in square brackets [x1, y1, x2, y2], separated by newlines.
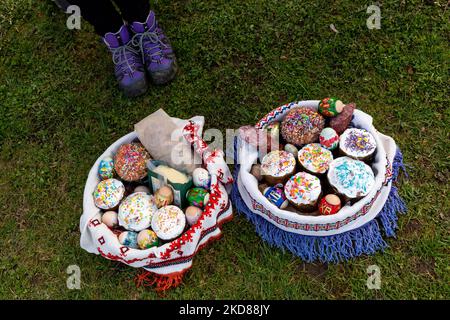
[131, 27, 169, 64]
[110, 45, 140, 75]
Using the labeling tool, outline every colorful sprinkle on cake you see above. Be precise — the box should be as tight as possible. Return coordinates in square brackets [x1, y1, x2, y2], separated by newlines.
[298, 143, 334, 174]
[118, 192, 158, 231]
[114, 143, 151, 182]
[340, 128, 376, 160]
[151, 205, 186, 240]
[281, 107, 325, 146]
[327, 157, 375, 199]
[261, 150, 296, 178]
[93, 178, 125, 210]
[284, 172, 321, 206]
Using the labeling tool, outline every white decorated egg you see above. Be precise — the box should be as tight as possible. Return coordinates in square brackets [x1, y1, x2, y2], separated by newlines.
[192, 168, 211, 189]
[101, 211, 118, 228]
[284, 144, 299, 158]
[134, 185, 150, 194]
[319, 127, 339, 150]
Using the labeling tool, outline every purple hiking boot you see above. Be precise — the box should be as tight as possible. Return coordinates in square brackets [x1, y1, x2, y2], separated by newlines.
[130, 11, 177, 85]
[103, 25, 148, 97]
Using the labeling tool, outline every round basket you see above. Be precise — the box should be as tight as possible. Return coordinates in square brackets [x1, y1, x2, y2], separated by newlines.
[232, 100, 407, 262]
[80, 131, 233, 290]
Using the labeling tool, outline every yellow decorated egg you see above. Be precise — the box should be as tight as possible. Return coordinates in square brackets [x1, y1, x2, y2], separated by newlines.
[137, 229, 159, 249]
[155, 185, 174, 208]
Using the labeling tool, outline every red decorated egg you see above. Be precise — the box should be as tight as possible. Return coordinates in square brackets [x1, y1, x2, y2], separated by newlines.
[319, 127, 339, 150]
[318, 194, 341, 215]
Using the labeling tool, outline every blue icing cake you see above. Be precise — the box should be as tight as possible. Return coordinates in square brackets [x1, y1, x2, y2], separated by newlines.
[327, 157, 375, 199]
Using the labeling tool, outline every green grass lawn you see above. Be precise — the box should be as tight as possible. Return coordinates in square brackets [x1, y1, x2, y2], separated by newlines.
[0, 0, 449, 299]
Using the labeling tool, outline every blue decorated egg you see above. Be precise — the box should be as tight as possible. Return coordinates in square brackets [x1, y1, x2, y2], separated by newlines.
[118, 231, 138, 248]
[98, 156, 114, 180]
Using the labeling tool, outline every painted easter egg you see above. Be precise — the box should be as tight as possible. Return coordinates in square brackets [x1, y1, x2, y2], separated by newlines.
[192, 168, 211, 189]
[319, 127, 339, 150]
[186, 188, 210, 208]
[185, 206, 203, 226]
[155, 185, 174, 208]
[137, 229, 159, 249]
[318, 97, 345, 117]
[318, 194, 342, 215]
[263, 186, 289, 209]
[98, 156, 114, 180]
[101, 211, 118, 228]
[118, 231, 138, 248]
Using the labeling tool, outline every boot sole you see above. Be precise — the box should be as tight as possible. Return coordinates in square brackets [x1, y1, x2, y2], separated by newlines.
[120, 77, 148, 97]
[149, 59, 178, 85]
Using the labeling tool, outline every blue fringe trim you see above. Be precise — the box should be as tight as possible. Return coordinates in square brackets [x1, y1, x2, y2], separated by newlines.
[231, 139, 407, 262]
[392, 147, 409, 181]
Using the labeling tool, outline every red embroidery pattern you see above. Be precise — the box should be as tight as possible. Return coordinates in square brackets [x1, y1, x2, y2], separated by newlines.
[120, 246, 129, 256]
[90, 219, 101, 227]
[143, 212, 232, 270]
[183, 120, 233, 186]
[183, 120, 209, 155]
[159, 182, 223, 259]
[95, 200, 230, 266]
[248, 188, 382, 232]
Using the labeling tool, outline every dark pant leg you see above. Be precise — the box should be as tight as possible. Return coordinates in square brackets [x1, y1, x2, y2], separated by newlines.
[113, 0, 150, 23]
[69, 0, 124, 35]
